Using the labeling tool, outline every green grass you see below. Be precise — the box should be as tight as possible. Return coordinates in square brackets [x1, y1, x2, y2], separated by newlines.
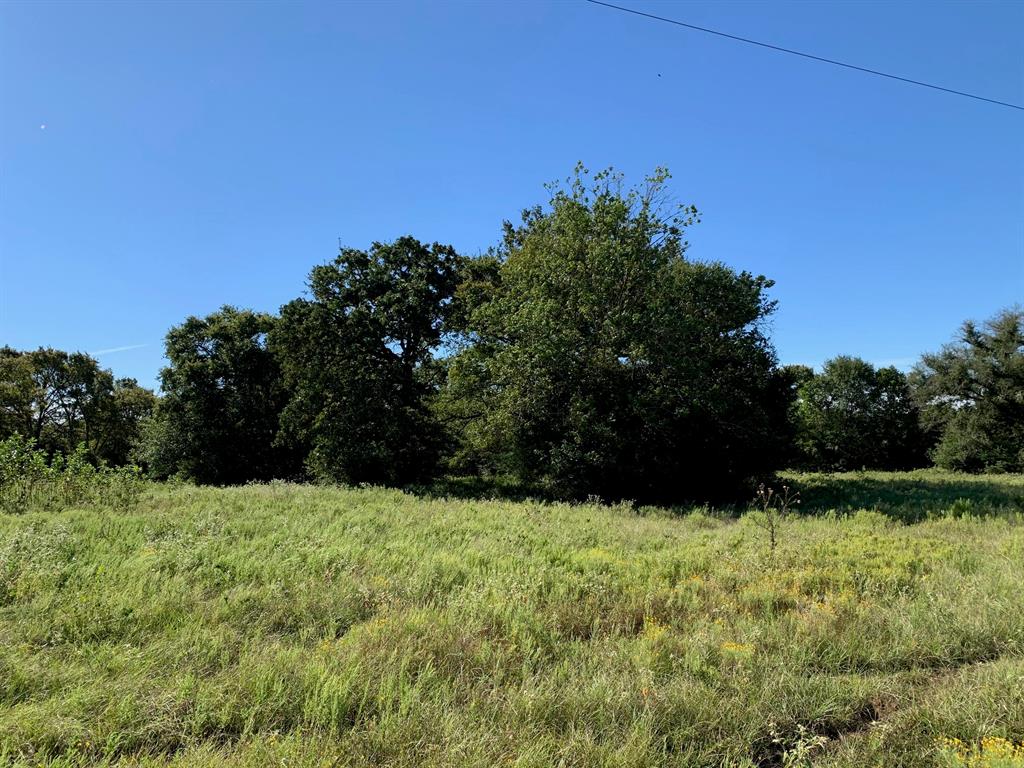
[785, 469, 1024, 523]
[1, 472, 1022, 767]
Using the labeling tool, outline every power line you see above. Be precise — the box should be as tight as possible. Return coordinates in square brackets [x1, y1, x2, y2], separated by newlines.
[584, 0, 1024, 112]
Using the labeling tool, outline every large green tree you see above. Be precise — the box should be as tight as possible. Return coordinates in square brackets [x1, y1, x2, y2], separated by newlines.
[911, 307, 1024, 472]
[443, 166, 788, 502]
[795, 356, 926, 471]
[272, 237, 462, 485]
[147, 306, 293, 483]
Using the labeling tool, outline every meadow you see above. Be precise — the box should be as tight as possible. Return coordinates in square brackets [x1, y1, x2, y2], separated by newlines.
[1, 472, 1022, 767]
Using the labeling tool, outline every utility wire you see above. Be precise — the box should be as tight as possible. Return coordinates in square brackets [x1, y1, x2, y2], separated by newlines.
[585, 0, 1024, 112]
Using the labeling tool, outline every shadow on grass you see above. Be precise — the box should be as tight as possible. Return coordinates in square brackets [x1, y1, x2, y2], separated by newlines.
[407, 474, 743, 514]
[787, 471, 1024, 523]
[409, 471, 1024, 524]
[405, 475, 552, 504]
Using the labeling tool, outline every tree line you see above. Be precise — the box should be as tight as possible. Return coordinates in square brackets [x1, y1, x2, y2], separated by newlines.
[3, 167, 1021, 501]
[0, 347, 156, 467]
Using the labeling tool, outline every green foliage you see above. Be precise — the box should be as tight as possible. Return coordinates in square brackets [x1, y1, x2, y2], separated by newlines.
[149, 306, 296, 484]
[777, 364, 816, 466]
[443, 165, 788, 502]
[0, 477, 1021, 766]
[0, 433, 48, 514]
[0, 347, 155, 465]
[11, 175, 1017, 498]
[0, 434, 145, 514]
[95, 378, 158, 467]
[0, 350, 35, 439]
[272, 237, 462, 485]
[911, 307, 1024, 473]
[795, 356, 927, 471]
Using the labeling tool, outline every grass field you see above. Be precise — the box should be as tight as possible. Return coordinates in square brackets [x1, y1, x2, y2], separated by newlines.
[1, 472, 1023, 767]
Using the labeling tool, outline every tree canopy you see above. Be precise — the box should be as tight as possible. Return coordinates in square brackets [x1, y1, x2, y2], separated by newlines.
[442, 166, 788, 502]
[3, 168, 1015, 495]
[795, 356, 927, 471]
[911, 307, 1024, 472]
[0, 347, 155, 465]
[145, 306, 294, 484]
[272, 237, 463, 485]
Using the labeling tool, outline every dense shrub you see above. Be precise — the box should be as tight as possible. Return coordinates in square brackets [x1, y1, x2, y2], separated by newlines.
[0, 435, 145, 514]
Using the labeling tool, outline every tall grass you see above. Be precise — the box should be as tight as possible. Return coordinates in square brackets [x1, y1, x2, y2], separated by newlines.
[0, 475, 1021, 767]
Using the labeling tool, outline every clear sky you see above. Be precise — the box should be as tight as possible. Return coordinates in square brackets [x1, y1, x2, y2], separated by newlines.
[2, 0, 1022, 390]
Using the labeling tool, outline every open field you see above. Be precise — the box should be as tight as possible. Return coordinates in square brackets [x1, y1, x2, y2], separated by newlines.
[1, 473, 1022, 767]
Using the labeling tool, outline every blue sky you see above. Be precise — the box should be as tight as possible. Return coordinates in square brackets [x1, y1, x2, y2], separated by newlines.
[2, 0, 1021, 390]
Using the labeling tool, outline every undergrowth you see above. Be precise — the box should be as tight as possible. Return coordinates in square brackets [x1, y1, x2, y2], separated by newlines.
[0, 435, 145, 515]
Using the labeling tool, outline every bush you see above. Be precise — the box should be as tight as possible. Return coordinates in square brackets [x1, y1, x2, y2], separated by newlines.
[0, 435, 145, 514]
[0, 434, 49, 514]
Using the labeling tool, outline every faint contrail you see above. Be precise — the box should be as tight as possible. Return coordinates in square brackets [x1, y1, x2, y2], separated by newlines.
[90, 343, 148, 356]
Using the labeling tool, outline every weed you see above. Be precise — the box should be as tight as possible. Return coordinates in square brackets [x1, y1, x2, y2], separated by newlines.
[750, 483, 800, 556]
